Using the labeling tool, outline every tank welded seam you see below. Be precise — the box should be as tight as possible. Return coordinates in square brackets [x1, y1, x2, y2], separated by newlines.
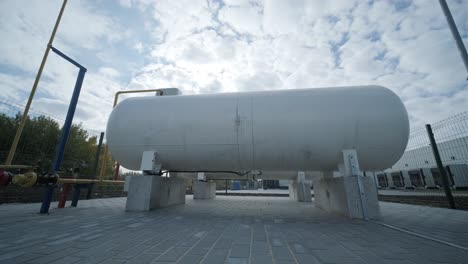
[235, 93, 242, 170]
[250, 95, 256, 169]
[373, 221, 468, 252]
[354, 112, 360, 150]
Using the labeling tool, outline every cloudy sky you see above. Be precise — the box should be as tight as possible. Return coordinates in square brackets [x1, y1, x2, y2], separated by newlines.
[0, 0, 467, 133]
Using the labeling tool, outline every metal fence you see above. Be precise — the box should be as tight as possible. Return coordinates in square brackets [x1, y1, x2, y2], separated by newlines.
[374, 112, 468, 210]
[0, 98, 115, 179]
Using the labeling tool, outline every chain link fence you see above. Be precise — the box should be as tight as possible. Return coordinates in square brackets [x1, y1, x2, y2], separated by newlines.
[0, 98, 116, 179]
[373, 112, 468, 210]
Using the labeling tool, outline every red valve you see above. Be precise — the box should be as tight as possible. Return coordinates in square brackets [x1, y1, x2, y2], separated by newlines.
[0, 170, 12, 186]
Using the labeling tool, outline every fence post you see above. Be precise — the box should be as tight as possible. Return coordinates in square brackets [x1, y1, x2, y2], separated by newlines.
[87, 132, 104, 199]
[439, 0, 468, 78]
[425, 124, 456, 209]
[71, 184, 81, 207]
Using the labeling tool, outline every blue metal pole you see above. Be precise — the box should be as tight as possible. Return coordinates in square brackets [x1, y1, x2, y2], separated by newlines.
[71, 184, 81, 207]
[40, 187, 55, 213]
[50, 46, 84, 69]
[52, 69, 86, 171]
[40, 67, 86, 214]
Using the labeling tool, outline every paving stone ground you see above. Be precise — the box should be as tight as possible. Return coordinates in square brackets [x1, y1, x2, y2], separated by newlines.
[379, 202, 468, 248]
[0, 196, 467, 264]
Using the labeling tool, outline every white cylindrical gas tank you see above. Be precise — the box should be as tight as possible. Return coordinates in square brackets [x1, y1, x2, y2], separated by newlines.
[106, 86, 409, 172]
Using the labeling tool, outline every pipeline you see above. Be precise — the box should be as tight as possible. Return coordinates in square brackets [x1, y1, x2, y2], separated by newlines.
[167, 170, 259, 177]
[59, 178, 125, 184]
[0, 165, 124, 188]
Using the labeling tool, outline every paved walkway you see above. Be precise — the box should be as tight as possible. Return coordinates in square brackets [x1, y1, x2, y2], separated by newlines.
[0, 196, 467, 264]
[379, 202, 468, 249]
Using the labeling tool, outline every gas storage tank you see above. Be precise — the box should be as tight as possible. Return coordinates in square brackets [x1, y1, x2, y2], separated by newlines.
[106, 86, 409, 172]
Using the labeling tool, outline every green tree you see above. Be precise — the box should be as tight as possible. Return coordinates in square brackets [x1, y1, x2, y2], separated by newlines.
[0, 112, 114, 178]
[0, 113, 18, 161]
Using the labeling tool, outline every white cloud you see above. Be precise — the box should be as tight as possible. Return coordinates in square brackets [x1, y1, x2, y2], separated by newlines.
[119, 0, 133, 9]
[134, 0, 467, 132]
[99, 67, 120, 79]
[219, 3, 263, 35]
[0, 73, 34, 102]
[133, 41, 144, 53]
[263, 0, 304, 35]
[0, 0, 124, 73]
[0, 0, 127, 132]
[405, 88, 468, 130]
[149, 0, 214, 42]
[59, 0, 125, 49]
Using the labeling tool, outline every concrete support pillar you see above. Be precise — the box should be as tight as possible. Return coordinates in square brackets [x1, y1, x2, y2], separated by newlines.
[313, 149, 381, 220]
[193, 181, 216, 199]
[125, 175, 186, 211]
[289, 172, 312, 202]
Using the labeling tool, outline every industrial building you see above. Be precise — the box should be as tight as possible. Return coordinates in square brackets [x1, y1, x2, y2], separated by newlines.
[374, 136, 468, 189]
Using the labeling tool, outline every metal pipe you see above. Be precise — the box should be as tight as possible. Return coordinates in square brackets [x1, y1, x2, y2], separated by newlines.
[50, 69, 86, 172]
[169, 170, 250, 176]
[5, 0, 68, 165]
[9, 172, 124, 186]
[426, 124, 456, 209]
[113, 89, 163, 107]
[439, 0, 468, 79]
[58, 183, 70, 208]
[92, 132, 105, 179]
[58, 178, 124, 184]
[40, 187, 55, 214]
[40, 64, 87, 214]
[71, 185, 80, 207]
[0, 165, 34, 170]
[114, 163, 120, 180]
[50, 46, 85, 69]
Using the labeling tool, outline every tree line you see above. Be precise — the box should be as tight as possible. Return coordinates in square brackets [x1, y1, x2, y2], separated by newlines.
[0, 113, 115, 178]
